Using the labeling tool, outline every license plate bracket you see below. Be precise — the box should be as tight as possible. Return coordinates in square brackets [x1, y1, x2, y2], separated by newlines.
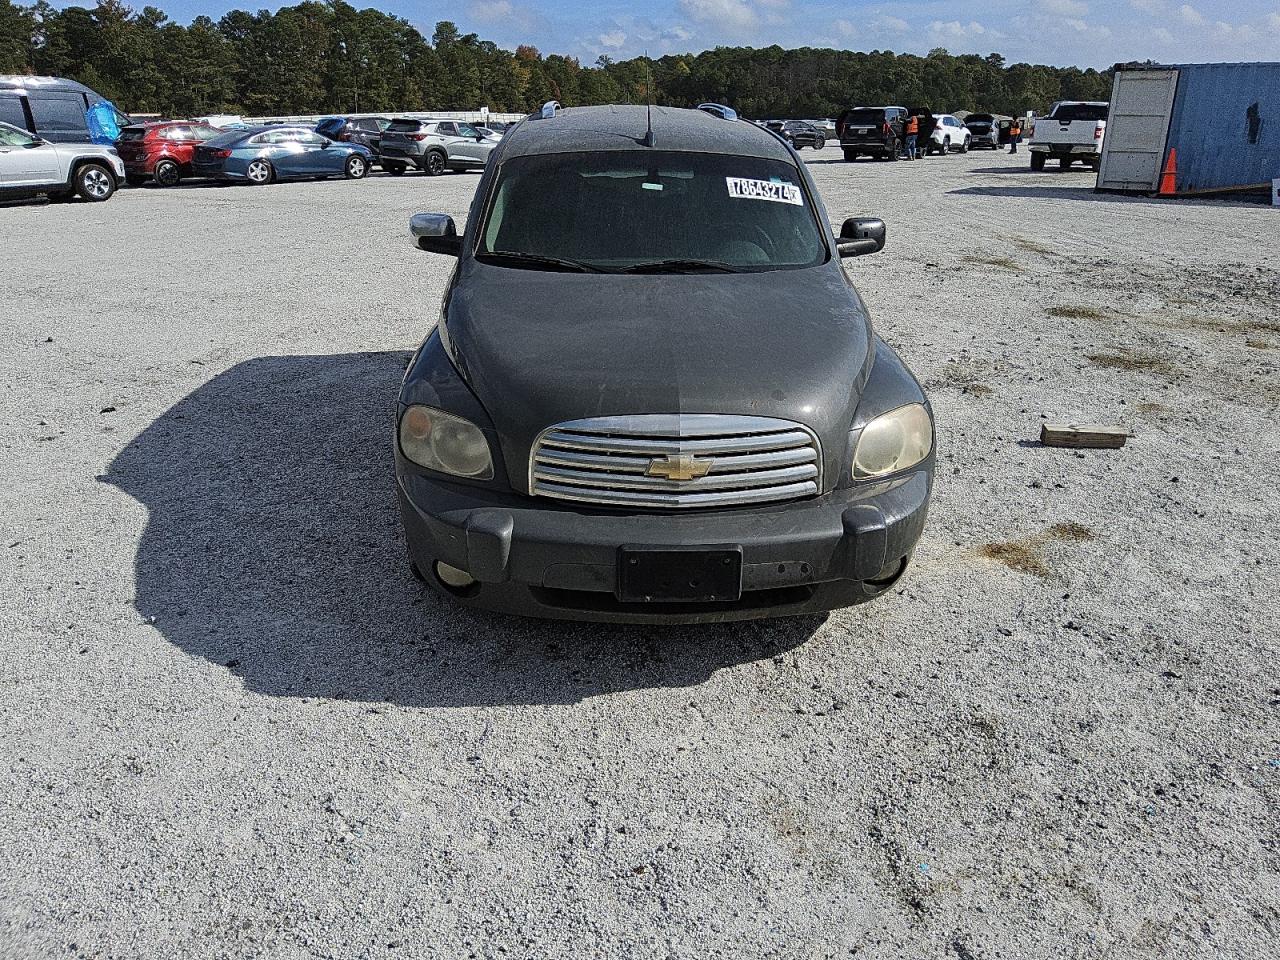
[617, 547, 743, 603]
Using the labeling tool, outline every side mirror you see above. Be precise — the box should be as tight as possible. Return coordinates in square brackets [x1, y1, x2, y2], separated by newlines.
[837, 217, 886, 258]
[410, 213, 462, 256]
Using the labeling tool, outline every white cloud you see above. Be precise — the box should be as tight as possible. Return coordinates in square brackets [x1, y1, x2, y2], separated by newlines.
[597, 29, 625, 49]
[928, 20, 988, 39]
[469, 0, 513, 24]
[1153, 26, 1174, 42]
[835, 18, 856, 38]
[1177, 4, 1205, 26]
[678, 0, 758, 31]
[1040, 0, 1088, 15]
[871, 14, 910, 33]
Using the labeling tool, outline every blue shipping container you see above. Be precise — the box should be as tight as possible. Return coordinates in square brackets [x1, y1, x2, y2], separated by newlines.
[1165, 62, 1280, 193]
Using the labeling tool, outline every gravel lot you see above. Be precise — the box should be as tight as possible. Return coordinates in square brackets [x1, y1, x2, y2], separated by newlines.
[2, 143, 1277, 959]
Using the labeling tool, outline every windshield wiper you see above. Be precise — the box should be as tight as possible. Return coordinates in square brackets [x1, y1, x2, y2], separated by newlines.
[476, 251, 604, 273]
[620, 258, 741, 274]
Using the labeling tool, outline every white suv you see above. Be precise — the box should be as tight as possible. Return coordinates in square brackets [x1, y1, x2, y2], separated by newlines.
[925, 114, 971, 155]
[378, 118, 497, 176]
[0, 120, 126, 202]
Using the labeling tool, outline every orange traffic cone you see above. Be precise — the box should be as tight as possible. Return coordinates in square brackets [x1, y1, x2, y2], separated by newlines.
[1158, 148, 1178, 196]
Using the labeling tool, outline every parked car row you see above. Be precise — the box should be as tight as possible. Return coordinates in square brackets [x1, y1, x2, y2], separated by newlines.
[2, 105, 511, 201]
[835, 106, 978, 160]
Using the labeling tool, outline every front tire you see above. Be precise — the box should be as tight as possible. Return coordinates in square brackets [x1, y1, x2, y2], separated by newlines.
[423, 151, 446, 176]
[384, 162, 406, 176]
[344, 154, 368, 179]
[125, 174, 148, 188]
[1030, 153, 1046, 171]
[154, 159, 181, 188]
[843, 149, 858, 162]
[960, 137, 970, 154]
[75, 163, 115, 202]
[815, 137, 825, 150]
[1060, 157, 1074, 170]
[245, 158, 274, 185]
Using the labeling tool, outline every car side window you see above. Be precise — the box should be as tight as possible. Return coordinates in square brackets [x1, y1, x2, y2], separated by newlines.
[0, 96, 28, 131]
[437, 122, 457, 136]
[27, 95, 88, 135]
[0, 123, 36, 147]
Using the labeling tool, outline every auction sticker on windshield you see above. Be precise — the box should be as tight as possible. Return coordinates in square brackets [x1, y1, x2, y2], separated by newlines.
[725, 177, 803, 205]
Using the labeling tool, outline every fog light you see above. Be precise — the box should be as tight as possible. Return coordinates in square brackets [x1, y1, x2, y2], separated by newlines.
[435, 561, 477, 589]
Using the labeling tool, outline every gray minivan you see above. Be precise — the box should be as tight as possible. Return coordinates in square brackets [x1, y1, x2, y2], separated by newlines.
[0, 75, 107, 143]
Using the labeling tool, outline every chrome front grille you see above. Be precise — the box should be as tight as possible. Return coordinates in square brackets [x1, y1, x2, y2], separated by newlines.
[529, 414, 821, 509]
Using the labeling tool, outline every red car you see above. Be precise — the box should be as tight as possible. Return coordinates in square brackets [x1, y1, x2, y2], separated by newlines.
[116, 121, 220, 187]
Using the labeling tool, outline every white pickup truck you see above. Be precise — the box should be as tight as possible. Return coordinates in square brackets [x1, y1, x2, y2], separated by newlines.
[1027, 101, 1109, 171]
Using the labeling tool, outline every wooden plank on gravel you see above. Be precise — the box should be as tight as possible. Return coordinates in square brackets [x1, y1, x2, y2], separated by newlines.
[1040, 423, 1130, 449]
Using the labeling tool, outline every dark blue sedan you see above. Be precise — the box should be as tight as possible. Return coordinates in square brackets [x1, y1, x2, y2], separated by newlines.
[191, 125, 372, 184]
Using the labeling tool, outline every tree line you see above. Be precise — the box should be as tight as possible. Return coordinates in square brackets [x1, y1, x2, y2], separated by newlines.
[0, 0, 1113, 119]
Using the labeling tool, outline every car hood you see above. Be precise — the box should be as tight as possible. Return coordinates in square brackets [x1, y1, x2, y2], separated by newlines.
[442, 260, 874, 493]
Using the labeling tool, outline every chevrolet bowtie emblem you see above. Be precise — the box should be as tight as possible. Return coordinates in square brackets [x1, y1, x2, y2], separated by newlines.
[647, 453, 714, 482]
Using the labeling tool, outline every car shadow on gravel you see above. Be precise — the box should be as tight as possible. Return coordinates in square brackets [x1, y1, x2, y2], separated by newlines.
[950, 184, 1269, 207]
[105, 352, 822, 707]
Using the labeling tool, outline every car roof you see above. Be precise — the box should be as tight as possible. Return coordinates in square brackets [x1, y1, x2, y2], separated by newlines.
[500, 105, 794, 162]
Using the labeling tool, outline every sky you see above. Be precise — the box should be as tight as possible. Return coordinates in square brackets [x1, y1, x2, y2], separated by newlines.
[102, 0, 1280, 69]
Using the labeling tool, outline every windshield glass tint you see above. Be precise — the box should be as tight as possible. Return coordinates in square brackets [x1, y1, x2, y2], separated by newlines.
[118, 127, 146, 140]
[0, 122, 35, 147]
[843, 110, 884, 125]
[479, 151, 826, 272]
[205, 129, 246, 148]
[387, 119, 421, 131]
[1051, 103, 1109, 122]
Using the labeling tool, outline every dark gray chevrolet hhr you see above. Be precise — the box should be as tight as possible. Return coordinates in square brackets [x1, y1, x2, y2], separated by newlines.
[396, 103, 934, 622]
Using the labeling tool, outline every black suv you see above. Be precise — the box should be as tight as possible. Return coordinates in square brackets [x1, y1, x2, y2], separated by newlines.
[315, 116, 389, 160]
[836, 106, 907, 161]
[396, 103, 934, 623]
[765, 120, 827, 150]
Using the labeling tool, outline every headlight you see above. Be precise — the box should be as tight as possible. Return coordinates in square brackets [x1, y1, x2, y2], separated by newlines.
[852, 403, 932, 479]
[399, 405, 494, 480]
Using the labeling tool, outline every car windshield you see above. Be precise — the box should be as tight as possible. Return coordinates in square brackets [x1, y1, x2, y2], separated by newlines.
[0, 121, 35, 147]
[478, 150, 826, 273]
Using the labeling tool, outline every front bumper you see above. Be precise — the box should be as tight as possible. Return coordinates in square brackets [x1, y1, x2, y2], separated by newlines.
[398, 466, 931, 623]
